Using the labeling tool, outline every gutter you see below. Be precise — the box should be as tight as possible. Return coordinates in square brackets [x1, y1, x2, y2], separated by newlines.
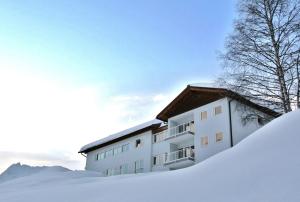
[228, 99, 234, 147]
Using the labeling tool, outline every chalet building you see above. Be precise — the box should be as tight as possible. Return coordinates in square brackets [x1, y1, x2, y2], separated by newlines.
[79, 85, 279, 176]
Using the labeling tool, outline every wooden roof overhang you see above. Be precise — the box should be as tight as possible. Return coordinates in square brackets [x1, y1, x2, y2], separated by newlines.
[156, 85, 280, 122]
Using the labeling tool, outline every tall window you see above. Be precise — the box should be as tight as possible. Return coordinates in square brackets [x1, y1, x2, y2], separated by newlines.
[120, 164, 128, 174]
[201, 111, 207, 120]
[99, 152, 105, 160]
[135, 160, 144, 173]
[216, 132, 223, 142]
[214, 106, 222, 115]
[135, 139, 142, 148]
[201, 136, 209, 146]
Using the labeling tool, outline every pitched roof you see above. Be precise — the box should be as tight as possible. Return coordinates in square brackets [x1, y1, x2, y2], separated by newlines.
[156, 85, 280, 121]
[79, 119, 162, 153]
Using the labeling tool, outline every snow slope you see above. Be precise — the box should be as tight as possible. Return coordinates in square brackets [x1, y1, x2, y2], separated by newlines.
[0, 110, 300, 202]
[0, 163, 70, 183]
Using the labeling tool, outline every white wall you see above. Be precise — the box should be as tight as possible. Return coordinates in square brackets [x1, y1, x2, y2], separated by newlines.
[85, 130, 153, 174]
[84, 97, 275, 175]
[192, 98, 231, 163]
[230, 100, 272, 145]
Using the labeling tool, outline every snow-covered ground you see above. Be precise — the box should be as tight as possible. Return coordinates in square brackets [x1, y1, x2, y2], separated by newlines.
[1, 110, 300, 202]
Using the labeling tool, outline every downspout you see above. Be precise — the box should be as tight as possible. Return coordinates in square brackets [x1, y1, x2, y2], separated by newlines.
[228, 99, 234, 147]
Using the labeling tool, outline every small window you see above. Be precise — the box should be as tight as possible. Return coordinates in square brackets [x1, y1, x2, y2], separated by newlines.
[113, 146, 122, 155]
[153, 156, 157, 165]
[153, 135, 157, 143]
[135, 139, 142, 148]
[152, 154, 164, 166]
[122, 143, 129, 152]
[257, 116, 267, 125]
[95, 154, 99, 161]
[105, 149, 113, 158]
[201, 111, 207, 120]
[214, 106, 222, 115]
[106, 168, 113, 176]
[216, 132, 223, 142]
[153, 130, 166, 143]
[99, 152, 105, 160]
[201, 136, 208, 146]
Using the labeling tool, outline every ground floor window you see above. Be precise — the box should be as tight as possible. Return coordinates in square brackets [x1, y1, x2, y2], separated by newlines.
[120, 164, 128, 174]
[134, 160, 144, 173]
[106, 168, 113, 176]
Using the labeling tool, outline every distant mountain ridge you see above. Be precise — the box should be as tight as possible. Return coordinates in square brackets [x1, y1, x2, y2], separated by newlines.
[0, 163, 69, 183]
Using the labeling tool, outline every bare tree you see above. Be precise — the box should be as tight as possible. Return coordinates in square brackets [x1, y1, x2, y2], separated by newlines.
[219, 0, 300, 113]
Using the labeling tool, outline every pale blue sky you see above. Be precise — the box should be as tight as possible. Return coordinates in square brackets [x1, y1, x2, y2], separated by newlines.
[0, 0, 236, 94]
[0, 0, 238, 171]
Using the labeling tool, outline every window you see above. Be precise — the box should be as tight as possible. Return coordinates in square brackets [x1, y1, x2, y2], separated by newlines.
[95, 154, 99, 161]
[105, 149, 113, 158]
[153, 154, 164, 166]
[214, 106, 222, 115]
[153, 156, 157, 165]
[135, 139, 142, 148]
[106, 168, 113, 176]
[201, 111, 207, 120]
[113, 167, 121, 175]
[113, 146, 122, 155]
[135, 160, 144, 173]
[201, 136, 209, 146]
[99, 152, 105, 160]
[257, 116, 267, 125]
[120, 164, 128, 174]
[153, 131, 166, 143]
[122, 143, 129, 152]
[216, 132, 223, 142]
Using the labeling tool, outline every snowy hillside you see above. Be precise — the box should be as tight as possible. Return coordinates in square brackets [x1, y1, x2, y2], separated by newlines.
[0, 163, 70, 183]
[1, 110, 300, 202]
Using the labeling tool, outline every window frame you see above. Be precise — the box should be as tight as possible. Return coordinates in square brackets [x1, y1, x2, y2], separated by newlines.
[201, 111, 208, 120]
[201, 136, 209, 147]
[216, 132, 223, 143]
[135, 139, 142, 148]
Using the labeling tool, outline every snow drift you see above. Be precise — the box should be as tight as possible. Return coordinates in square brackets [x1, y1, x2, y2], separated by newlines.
[0, 163, 70, 184]
[0, 110, 300, 202]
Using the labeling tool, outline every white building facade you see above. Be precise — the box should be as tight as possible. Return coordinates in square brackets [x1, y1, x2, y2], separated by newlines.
[79, 85, 279, 176]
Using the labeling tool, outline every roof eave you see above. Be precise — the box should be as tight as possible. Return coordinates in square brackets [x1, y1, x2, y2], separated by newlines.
[78, 123, 161, 154]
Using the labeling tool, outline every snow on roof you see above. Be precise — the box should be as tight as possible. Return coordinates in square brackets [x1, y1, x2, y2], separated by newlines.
[79, 119, 162, 153]
[188, 83, 218, 88]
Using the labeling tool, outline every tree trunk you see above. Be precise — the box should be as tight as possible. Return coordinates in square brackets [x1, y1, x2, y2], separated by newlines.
[265, 1, 292, 112]
[297, 55, 300, 109]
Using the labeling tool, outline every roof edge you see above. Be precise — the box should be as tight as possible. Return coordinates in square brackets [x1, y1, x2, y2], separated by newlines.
[79, 122, 161, 154]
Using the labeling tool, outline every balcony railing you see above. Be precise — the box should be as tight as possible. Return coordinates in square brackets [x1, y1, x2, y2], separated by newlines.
[164, 147, 195, 164]
[165, 121, 195, 140]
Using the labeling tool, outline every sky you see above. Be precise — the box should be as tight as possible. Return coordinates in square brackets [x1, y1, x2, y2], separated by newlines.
[0, 0, 237, 172]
